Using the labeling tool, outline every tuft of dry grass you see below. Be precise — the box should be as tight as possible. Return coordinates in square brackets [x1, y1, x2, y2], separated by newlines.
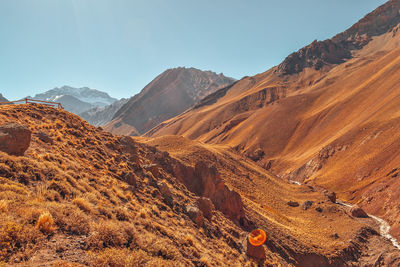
[0, 200, 8, 213]
[86, 220, 128, 249]
[72, 197, 93, 213]
[36, 211, 56, 234]
[88, 248, 176, 267]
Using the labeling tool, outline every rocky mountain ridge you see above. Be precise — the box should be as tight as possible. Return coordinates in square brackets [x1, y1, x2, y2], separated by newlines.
[105, 67, 235, 135]
[277, 0, 400, 75]
[0, 93, 8, 102]
[79, 98, 129, 126]
[30, 86, 118, 115]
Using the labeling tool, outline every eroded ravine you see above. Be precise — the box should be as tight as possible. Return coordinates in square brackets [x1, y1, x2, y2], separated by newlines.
[336, 200, 400, 250]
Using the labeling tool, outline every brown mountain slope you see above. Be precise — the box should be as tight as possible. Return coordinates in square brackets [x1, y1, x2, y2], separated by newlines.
[1, 104, 399, 266]
[137, 135, 400, 265]
[146, 0, 400, 240]
[104, 67, 235, 136]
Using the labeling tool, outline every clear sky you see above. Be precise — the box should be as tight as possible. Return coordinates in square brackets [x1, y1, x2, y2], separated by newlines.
[0, 0, 387, 100]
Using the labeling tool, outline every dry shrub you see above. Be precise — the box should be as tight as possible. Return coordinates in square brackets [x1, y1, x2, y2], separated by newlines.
[19, 206, 46, 225]
[72, 197, 93, 213]
[115, 207, 129, 221]
[50, 205, 90, 235]
[88, 248, 176, 267]
[0, 178, 28, 196]
[0, 200, 8, 213]
[139, 236, 181, 261]
[52, 261, 86, 267]
[97, 205, 113, 219]
[88, 248, 149, 267]
[185, 234, 194, 246]
[0, 221, 43, 262]
[139, 208, 149, 218]
[36, 211, 56, 234]
[199, 256, 212, 267]
[33, 183, 48, 202]
[87, 220, 127, 249]
[87, 220, 137, 250]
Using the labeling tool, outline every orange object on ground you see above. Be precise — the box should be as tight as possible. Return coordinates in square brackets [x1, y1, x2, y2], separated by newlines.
[248, 229, 267, 246]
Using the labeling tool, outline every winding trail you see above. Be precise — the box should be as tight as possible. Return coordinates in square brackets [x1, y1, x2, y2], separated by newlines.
[290, 180, 400, 251]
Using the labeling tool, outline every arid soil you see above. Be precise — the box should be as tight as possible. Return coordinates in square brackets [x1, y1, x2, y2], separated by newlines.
[0, 105, 398, 266]
[146, 0, 400, 242]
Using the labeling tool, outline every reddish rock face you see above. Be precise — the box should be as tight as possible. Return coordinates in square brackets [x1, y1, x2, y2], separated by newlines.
[0, 123, 31, 156]
[171, 161, 247, 226]
[185, 205, 204, 226]
[194, 162, 247, 226]
[197, 197, 215, 220]
[246, 239, 266, 261]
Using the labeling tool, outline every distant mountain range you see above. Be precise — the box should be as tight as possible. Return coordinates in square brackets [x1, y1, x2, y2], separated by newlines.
[0, 93, 8, 102]
[79, 98, 129, 127]
[104, 67, 235, 135]
[29, 86, 118, 115]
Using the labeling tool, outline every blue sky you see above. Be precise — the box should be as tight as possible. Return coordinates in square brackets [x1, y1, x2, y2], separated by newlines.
[0, 0, 387, 100]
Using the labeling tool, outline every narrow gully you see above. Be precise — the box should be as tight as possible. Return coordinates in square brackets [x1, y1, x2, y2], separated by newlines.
[290, 180, 400, 251]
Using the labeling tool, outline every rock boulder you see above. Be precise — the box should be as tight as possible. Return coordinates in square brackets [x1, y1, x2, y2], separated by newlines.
[0, 123, 31, 156]
[350, 205, 369, 218]
[197, 197, 214, 220]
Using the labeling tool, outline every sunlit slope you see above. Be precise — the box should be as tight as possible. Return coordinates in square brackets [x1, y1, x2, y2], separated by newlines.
[137, 135, 400, 265]
[146, 25, 400, 238]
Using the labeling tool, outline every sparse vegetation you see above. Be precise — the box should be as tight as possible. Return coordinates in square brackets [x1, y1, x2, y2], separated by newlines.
[0, 105, 251, 266]
[36, 211, 56, 234]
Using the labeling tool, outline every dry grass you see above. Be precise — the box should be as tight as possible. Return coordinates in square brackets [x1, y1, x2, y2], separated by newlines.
[72, 197, 93, 213]
[36, 211, 56, 234]
[0, 105, 253, 266]
[0, 200, 8, 213]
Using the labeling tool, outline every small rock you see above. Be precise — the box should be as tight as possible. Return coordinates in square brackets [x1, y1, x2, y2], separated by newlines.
[37, 131, 53, 144]
[249, 148, 265, 161]
[332, 233, 339, 239]
[324, 190, 337, 203]
[123, 172, 136, 188]
[197, 197, 215, 220]
[301, 200, 313, 210]
[0, 123, 31, 156]
[157, 181, 173, 205]
[246, 239, 266, 261]
[157, 182, 172, 197]
[185, 205, 204, 226]
[315, 206, 323, 213]
[287, 201, 299, 207]
[350, 205, 369, 218]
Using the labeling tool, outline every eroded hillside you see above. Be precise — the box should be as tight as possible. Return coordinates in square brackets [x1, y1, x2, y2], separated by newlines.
[1, 104, 399, 266]
[146, 0, 400, 241]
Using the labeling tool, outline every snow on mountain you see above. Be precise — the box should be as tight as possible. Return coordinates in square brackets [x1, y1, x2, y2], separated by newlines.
[31, 86, 118, 114]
